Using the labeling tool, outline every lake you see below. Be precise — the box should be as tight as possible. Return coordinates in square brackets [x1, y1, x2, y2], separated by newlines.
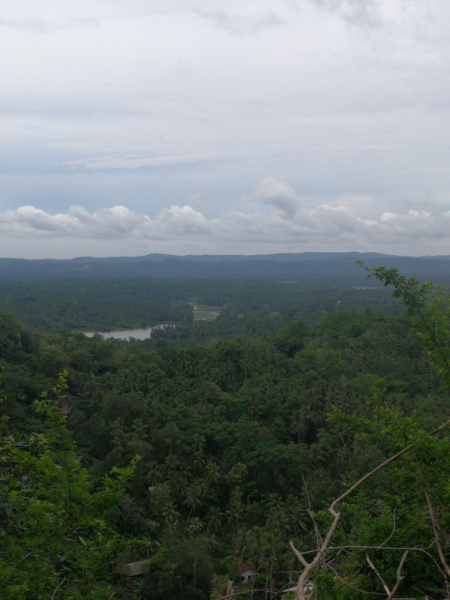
[83, 324, 170, 341]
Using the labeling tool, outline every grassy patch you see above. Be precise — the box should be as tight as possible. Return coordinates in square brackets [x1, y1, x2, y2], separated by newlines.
[190, 303, 222, 322]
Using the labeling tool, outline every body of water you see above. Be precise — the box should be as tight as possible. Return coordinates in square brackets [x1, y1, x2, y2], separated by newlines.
[83, 324, 170, 341]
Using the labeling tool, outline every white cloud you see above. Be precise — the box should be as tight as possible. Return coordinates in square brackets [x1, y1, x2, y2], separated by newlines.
[2, 179, 450, 257]
[0, 0, 449, 256]
[256, 177, 300, 218]
[189, 193, 209, 212]
[335, 194, 373, 212]
[157, 205, 210, 234]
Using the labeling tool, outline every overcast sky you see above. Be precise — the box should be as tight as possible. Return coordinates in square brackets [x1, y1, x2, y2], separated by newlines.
[1, 0, 450, 258]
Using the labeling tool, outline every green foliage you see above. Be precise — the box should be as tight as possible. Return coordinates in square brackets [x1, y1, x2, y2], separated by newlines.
[3, 265, 450, 599]
[0, 373, 139, 599]
[0, 274, 400, 343]
[325, 397, 450, 598]
[360, 262, 450, 387]
[271, 318, 308, 357]
[141, 539, 218, 600]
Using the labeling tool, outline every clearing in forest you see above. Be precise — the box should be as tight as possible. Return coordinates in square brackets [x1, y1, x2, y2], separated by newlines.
[189, 301, 222, 321]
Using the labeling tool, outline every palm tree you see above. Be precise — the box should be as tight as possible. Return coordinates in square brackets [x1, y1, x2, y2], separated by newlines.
[161, 501, 180, 524]
[184, 481, 206, 518]
[206, 506, 222, 534]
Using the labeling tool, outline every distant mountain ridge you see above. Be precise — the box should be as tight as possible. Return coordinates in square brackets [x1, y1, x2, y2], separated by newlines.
[0, 252, 450, 281]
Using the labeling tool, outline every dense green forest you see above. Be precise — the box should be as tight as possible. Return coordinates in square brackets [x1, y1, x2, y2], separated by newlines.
[3, 265, 450, 599]
[0, 277, 401, 340]
[0, 250, 448, 337]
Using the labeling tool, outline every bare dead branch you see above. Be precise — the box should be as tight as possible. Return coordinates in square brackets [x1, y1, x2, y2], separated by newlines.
[422, 484, 450, 578]
[289, 417, 450, 599]
[291, 509, 341, 600]
[51, 577, 67, 600]
[327, 563, 386, 596]
[404, 426, 450, 593]
[290, 445, 412, 599]
[307, 545, 444, 579]
[386, 399, 450, 584]
[388, 551, 408, 600]
[289, 541, 309, 569]
[379, 507, 397, 548]
[366, 554, 391, 596]
[366, 551, 408, 600]
[302, 474, 323, 548]
[429, 418, 450, 437]
[329, 445, 413, 514]
[307, 509, 323, 549]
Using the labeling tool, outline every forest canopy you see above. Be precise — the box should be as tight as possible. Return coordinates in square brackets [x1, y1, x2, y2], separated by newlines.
[2, 264, 450, 599]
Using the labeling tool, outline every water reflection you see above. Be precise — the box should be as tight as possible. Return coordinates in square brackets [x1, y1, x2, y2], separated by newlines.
[83, 324, 170, 341]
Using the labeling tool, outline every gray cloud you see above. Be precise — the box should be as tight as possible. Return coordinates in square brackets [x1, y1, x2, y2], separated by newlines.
[307, 0, 427, 29]
[2, 179, 450, 257]
[63, 154, 209, 171]
[190, 193, 210, 212]
[256, 177, 300, 219]
[198, 10, 286, 35]
[0, 0, 448, 259]
[310, 0, 381, 26]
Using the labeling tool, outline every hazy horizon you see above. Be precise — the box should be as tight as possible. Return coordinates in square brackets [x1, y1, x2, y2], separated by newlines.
[1, 250, 449, 261]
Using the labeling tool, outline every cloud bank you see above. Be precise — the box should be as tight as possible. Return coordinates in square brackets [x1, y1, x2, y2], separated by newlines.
[1, 179, 449, 258]
[0, 0, 449, 221]
[0, 0, 449, 258]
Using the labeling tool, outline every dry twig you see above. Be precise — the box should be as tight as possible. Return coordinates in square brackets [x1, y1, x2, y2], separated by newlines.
[51, 576, 67, 600]
[366, 551, 408, 600]
[289, 417, 450, 599]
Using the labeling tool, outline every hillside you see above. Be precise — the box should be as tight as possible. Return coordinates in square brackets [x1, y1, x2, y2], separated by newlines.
[1, 252, 450, 281]
[2, 266, 450, 599]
